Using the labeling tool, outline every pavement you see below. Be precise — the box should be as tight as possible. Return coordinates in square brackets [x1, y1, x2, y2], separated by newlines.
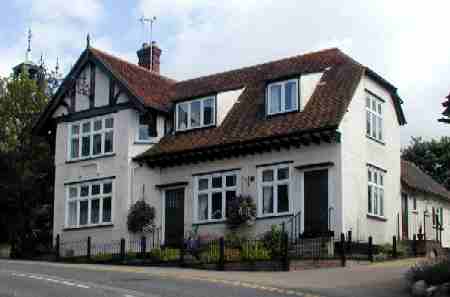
[0, 258, 420, 297]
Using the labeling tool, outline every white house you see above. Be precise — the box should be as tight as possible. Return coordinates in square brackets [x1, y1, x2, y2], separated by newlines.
[401, 160, 450, 247]
[34, 40, 421, 247]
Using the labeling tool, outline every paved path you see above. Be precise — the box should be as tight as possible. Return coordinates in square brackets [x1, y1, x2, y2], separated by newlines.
[0, 258, 419, 297]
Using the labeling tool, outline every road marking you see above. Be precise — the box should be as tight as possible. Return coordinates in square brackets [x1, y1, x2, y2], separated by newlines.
[10, 272, 90, 289]
[62, 281, 76, 286]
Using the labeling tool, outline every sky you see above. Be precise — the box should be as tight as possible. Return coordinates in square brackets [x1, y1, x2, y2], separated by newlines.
[0, 0, 449, 146]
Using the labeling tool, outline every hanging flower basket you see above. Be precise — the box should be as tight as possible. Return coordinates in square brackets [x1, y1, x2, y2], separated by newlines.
[226, 195, 256, 229]
[127, 201, 155, 234]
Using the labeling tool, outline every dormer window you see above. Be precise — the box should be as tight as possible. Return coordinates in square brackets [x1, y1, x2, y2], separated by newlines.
[176, 96, 215, 131]
[266, 79, 299, 115]
[137, 113, 157, 142]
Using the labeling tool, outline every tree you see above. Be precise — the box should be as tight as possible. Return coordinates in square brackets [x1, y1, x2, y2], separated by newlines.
[438, 93, 450, 124]
[0, 71, 53, 257]
[402, 137, 450, 190]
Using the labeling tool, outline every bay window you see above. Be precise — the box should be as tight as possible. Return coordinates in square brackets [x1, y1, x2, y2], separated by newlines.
[258, 165, 291, 216]
[176, 96, 215, 131]
[66, 180, 113, 228]
[266, 79, 299, 115]
[194, 170, 239, 222]
[69, 116, 114, 161]
[368, 166, 384, 217]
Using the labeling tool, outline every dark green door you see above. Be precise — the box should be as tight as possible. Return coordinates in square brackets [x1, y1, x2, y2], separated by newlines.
[304, 169, 329, 238]
[164, 188, 185, 247]
[402, 193, 409, 240]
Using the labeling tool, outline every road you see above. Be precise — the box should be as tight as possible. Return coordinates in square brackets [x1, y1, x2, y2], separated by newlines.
[0, 260, 299, 297]
[0, 259, 414, 297]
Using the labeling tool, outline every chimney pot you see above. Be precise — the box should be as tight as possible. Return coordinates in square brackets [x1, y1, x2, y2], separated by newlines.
[137, 42, 161, 73]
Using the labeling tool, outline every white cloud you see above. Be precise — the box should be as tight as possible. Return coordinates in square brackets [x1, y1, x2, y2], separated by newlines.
[30, 0, 103, 24]
[0, 0, 106, 76]
[137, 0, 450, 144]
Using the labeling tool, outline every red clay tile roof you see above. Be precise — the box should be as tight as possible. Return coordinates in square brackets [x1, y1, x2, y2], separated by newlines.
[401, 160, 450, 201]
[137, 48, 397, 161]
[90, 48, 176, 112]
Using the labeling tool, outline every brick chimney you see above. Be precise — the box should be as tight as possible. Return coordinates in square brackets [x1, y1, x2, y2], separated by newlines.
[137, 41, 161, 73]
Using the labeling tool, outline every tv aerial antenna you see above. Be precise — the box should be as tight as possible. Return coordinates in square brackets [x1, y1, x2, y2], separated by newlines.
[139, 16, 157, 71]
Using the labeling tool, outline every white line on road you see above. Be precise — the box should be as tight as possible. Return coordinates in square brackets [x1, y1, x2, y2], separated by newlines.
[10, 272, 90, 289]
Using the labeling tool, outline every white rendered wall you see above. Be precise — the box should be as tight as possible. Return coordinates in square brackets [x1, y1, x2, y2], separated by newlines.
[300, 72, 323, 110]
[338, 75, 402, 244]
[216, 88, 244, 125]
[134, 143, 341, 243]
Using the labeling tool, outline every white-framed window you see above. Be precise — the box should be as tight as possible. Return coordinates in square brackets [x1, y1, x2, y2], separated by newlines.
[194, 170, 239, 223]
[65, 179, 113, 228]
[366, 92, 383, 142]
[266, 79, 299, 115]
[68, 116, 114, 161]
[137, 114, 156, 142]
[368, 166, 384, 217]
[258, 165, 291, 217]
[176, 96, 215, 131]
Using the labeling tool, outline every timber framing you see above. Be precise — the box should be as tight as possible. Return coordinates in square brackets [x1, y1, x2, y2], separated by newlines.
[32, 47, 165, 136]
[134, 128, 340, 168]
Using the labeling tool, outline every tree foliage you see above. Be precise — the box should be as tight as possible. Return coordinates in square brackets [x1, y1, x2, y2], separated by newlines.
[402, 137, 450, 190]
[0, 71, 53, 257]
[127, 201, 156, 234]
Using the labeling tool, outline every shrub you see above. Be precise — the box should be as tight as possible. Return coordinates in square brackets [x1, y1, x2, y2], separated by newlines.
[149, 248, 180, 262]
[226, 195, 256, 229]
[241, 241, 271, 262]
[406, 257, 450, 286]
[127, 201, 155, 233]
[378, 241, 408, 257]
[224, 232, 248, 248]
[262, 225, 284, 258]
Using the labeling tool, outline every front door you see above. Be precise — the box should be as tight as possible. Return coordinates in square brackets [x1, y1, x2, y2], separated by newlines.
[401, 193, 409, 240]
[164, 188, 185, 247]
[304, 169, 329, 238]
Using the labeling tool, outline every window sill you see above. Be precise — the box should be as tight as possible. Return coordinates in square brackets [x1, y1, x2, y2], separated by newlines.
[192, 220, 226, 226]
[366, 135, 386, 146]
[256, 213, 293, 220]
[175, 124, 216, 134]
[266, 109, 299, 118]
[63, 223, 113, 231]
[66, 153, 115, 164]
[134, 140, 157, 145]
[366, 214, 387, 221]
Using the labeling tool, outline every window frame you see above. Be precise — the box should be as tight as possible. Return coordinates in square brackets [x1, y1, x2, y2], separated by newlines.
[175, 96, 216, 132]
[257, 164, 292, 218]
[68, 116, 114, 161]
[136, 114, 157, 143]
[65, 179, 114, 229]
[266, 78, 300, 116]
[193, 170, 240, 224]
[365, 92, 384, 142]
[367, 166, 385, 218]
